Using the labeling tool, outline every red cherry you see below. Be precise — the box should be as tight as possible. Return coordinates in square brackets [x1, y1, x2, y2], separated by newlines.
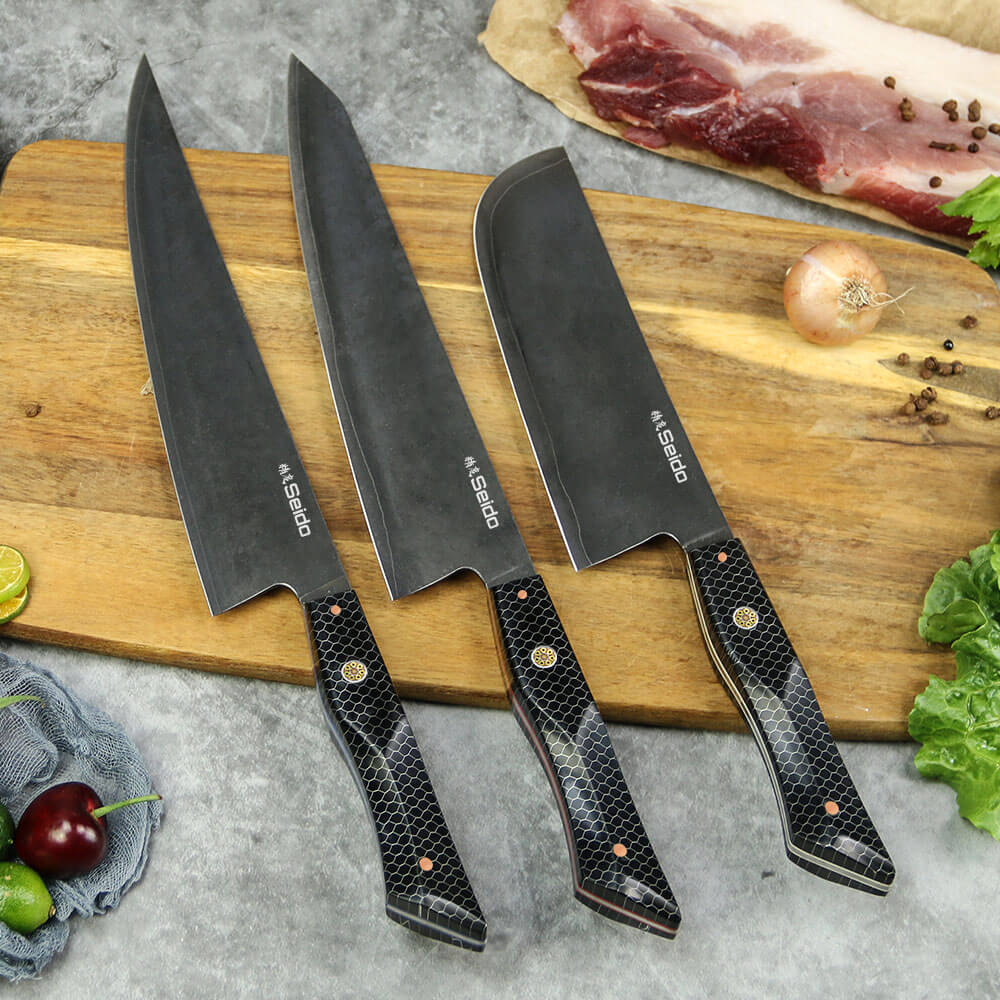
[14, 782, 160, 879]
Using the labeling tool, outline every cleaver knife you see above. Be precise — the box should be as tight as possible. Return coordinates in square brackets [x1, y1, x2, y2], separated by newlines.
[287, 57, 681, 938]
[474, 148, 895, 896]
[125, 57, 486, 949]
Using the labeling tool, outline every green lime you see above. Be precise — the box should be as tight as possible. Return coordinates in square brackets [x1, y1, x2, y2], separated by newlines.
[0, 547, 29, 605]
[0, 862, 53, 934]
[0, 586, 28, 625]
[0, 804, 13, 861]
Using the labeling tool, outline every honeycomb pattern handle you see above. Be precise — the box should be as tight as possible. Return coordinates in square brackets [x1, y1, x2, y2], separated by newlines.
[304, 589, 487, 950]
[686, 539, 895, 895]
[490, 575, 681, 938]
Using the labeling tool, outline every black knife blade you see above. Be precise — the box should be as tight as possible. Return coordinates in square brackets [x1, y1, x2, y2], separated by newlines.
[475, 147, 895, 896]
[287, 56, 681, 938]
[125, 56, 486, 949]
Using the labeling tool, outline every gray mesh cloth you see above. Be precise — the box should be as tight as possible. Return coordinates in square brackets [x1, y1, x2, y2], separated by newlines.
[0, 652, 162, 980]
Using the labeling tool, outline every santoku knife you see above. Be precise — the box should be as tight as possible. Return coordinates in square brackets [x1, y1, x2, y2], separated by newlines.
[474, 147, 895, 896]
[287, 56, 681, 938]
[125, 57, 486, 949]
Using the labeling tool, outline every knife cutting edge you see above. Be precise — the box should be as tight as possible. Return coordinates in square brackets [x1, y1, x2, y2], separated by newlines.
[287, 56, 681, 938]
[124, 56, 487, 950]
[474, 147, 895, 897]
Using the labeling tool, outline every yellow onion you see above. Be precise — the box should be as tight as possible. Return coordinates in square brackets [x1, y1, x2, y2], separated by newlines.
[783, 240, 890, 345]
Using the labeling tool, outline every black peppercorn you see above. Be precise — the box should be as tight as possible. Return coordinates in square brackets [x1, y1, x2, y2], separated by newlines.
[943, 338, 954, 350]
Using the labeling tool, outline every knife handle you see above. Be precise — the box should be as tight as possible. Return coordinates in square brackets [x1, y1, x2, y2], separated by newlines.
[685, 538, 895, 895]
[303, 588, 487, 950]
[489, 575, 681, 938]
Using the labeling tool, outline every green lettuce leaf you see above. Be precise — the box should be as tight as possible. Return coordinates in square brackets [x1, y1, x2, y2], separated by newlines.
[940, 174, 1000, 223]
[910, 531, 1000, 838]
[940, 176, 1000, 270]
[918, 531, 1000, 643]
[968, 234, 1000, 270]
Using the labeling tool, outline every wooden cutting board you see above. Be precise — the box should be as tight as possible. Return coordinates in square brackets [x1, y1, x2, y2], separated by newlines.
[1, 140, 997, 738]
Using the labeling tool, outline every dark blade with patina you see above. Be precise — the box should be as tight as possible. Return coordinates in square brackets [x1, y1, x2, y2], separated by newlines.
[289, 63, 683, 936]
[287, 56, 532, 598]
[126, 56, 346, 613]
[475, 147, 895, 896]
[126, 58, 489, 948]
[475, 147, 730, 568]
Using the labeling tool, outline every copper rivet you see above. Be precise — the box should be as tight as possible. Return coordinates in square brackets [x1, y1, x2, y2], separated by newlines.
[330, 605, 341, 616]
[612, 843, 628, 858]
[419, 857, 433, 871]
[517, 589, 528, 600]
[717, 552, 728, 563]
[824, 800, 840, 815]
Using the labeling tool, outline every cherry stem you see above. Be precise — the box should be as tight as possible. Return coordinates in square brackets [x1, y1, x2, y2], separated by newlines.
[90, 794, 161, 820]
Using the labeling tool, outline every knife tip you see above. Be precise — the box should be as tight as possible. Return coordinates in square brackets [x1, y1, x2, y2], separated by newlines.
[287, 52, 318, 87]
[129, 53, 162, 105]
[134, 53, 154, 81]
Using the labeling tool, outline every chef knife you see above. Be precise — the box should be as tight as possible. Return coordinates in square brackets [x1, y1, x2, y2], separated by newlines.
[474, 147, 895, 896]
[287, 56, 681, 938]
[125, 57, 486, 950]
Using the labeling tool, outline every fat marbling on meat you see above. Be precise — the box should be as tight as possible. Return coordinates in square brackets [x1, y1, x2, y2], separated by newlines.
[558, 0, 1000, 236]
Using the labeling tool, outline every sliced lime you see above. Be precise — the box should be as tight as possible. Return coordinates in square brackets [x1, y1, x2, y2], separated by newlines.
[0, 587, 28, 625]
[0, 547, 29, 604]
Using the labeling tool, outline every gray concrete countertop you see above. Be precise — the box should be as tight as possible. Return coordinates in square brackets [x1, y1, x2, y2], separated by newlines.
[1, 2, 996, 997]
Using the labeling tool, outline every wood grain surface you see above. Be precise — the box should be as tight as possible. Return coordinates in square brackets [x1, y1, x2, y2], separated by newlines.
[1, 139, 997, 738]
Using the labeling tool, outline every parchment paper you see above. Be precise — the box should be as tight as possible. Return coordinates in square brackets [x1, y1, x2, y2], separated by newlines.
[858, 0, 1000, 52]
[479, 0, 998, 247]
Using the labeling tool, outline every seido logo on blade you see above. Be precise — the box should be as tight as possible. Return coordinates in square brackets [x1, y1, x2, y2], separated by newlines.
[464, 457, 500, 530]
[650, 410, 688, 483]
[278, 463, 312, 537]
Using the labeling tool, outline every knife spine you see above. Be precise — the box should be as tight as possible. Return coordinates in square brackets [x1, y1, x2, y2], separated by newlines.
[474, 160, 593, 574]
[287, 69, 401, 603]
